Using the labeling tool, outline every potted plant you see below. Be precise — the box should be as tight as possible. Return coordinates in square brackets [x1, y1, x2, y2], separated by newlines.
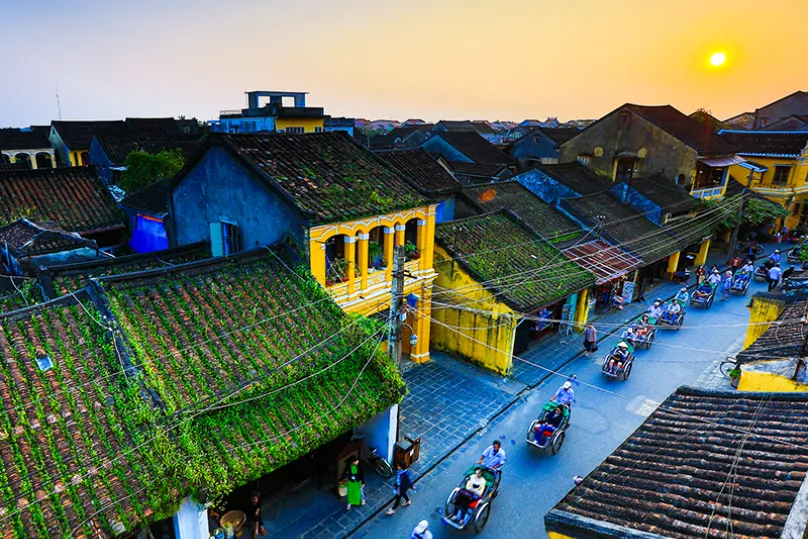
[404, 240, 420, 260]
[368, 242, 384, 271]
[326, 258, 349, 286]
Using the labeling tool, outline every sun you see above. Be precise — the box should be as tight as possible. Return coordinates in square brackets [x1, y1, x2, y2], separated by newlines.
[709, 52, 726, 67]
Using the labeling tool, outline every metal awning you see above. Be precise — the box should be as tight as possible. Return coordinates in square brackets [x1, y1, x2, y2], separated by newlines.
[563, 240, 642, 285]
[739, 160, 769, 173]
[698, 154, 746, 167]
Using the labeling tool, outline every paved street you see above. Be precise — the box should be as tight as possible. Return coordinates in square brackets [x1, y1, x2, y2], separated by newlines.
[350, 276, 766, 539]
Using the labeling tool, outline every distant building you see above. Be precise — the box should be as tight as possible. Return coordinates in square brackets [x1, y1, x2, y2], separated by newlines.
[368, 124, 433, 150]
[723, 111, 755, 130]
[0, 127, 55, 170]
[369, 119, 400, 132]
[421, 131, 517, 183]
[507, 127, 581, 167]
[753, 90, 808, 129]
[213, 90, 325, 134]
[761, 114, 808, 132]
[558, 103, 743, 200]
[49, 120, 128, 166]
[324, 116, 355, 136]
[402, 118, 426, 126]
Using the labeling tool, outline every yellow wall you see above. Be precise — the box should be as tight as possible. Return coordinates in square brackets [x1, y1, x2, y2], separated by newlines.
[547, 532, 573, 539]
[742, 296, 787, 350]
[729, 156, 808, 229]
[275, 117, 325, 133]
[430, 245, 519, 374]
[738, 370, 808, 392]
[69, 150, 89, 167]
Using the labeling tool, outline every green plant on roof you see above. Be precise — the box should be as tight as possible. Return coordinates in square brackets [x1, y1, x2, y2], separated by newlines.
[120, 149, 184, 192]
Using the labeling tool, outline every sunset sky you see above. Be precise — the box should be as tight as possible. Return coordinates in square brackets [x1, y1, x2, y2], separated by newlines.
[1, 0, 806, 127]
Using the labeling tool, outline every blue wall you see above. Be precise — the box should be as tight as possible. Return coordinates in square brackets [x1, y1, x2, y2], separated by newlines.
[88, 137, 115, 184]
[515, 169, 579, 204]
[609, 183, 663, 225]
[510, 131, 559, 161]
[421, 137, 473, 163]
[434, 197, 455, 224]
[171, 147, 307, 249]
[218, 116, 276, 133]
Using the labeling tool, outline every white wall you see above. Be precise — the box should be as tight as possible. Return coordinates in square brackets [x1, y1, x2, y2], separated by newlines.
[359, 404, 398, 462]
[173, 496, 208, 539]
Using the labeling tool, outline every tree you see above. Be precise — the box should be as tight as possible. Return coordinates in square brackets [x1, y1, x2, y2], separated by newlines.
[703, 196, 790, 229]
[119, 149, 184, 192]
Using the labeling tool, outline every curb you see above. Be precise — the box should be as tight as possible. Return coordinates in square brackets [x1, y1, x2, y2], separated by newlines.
[342, 244, 791, 538]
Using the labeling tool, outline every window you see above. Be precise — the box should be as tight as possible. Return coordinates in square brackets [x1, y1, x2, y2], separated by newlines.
[619, 111, 631, 125]
[772, 166, 791, 186]
[614, 158, 636, 181]
[577, 155, 591, 165]
[210, 221, 241, 257]
[314, 126, 324, 133]
[285, 127, 305, 135]
[676, 174, 687, 186]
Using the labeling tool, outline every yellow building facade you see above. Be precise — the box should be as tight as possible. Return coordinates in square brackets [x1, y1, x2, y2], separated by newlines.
[308, 205, 437, 362]
[276, 117, 325, 134]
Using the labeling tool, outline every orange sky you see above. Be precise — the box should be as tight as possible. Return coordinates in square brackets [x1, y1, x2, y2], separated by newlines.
[1, 0, 807, 125]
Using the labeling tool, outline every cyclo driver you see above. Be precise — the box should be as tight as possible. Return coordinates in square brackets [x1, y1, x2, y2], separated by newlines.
[607, 342, 631, 374]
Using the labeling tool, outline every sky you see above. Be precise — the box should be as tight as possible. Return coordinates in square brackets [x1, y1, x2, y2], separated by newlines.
[1, 0, 807, 127]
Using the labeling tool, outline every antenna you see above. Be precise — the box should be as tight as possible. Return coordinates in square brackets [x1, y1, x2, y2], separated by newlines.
[55, 85, 62, 120]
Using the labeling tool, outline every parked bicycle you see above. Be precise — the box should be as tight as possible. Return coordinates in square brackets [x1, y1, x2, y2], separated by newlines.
[719, 357, 741, 378]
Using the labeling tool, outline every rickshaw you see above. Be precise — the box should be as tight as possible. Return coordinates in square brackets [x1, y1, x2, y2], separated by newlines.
[526, 402, 570, 454]
[690, 282, 717, 309]
[730, 271, 752, 295]
[657, 301, 685, 330]
[601, 342, 634, 380]
[442, 466, 500, 533]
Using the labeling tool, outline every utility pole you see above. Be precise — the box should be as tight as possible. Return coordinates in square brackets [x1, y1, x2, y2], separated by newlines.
[726, 168, 754, 264]
[387, 245, 406, 369]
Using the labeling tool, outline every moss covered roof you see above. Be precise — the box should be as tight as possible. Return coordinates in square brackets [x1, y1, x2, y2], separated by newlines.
[0, 248, 403, 538]
[460, 181, 582, 245]
[435, 211, 595, 312]
[218, 132, 428, 225]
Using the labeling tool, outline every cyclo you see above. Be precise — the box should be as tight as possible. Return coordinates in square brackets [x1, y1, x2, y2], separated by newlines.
[602, 341, 634, 380]
[442, 442, 504, 533]
[526, 401, 570, 454]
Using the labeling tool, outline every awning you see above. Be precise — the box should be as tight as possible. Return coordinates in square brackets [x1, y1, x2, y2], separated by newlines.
[739, 160, 769, 173]
[698, 154, 746, 167]
[563, 240, 642, 285]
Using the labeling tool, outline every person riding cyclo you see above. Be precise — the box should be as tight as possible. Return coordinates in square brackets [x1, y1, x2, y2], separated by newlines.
[674, 287, 689, 305]
[533, 404, 565, 446]
[647, 300, 664, 324]
[662, 299, 682, 324]
[607, 341, 632, 374]
[736, 260, 754, 284]
[620, 326, 637, 347]
[707, 269, 722, 286]
[634, 314, 652, 338]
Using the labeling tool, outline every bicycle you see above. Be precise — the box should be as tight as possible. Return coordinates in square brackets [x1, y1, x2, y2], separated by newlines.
[719, 357, 740, 378]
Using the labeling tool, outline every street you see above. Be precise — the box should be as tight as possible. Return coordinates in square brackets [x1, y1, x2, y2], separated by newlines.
[352, 277, 763, 539]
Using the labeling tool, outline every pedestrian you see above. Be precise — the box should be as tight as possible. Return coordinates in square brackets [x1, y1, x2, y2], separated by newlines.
[730, 256, 742, 274]
[411, 520, 433, 539]
[386, 462, 414, 515]
[720, 271, 732, 301]
[695, 265, 706, 284]
[342, 456, 366, 510]
[583, 324, 598, 355]
[768, 263, 782, 291]
[245, 491, 267, 538]
[747, 242, 757, 263]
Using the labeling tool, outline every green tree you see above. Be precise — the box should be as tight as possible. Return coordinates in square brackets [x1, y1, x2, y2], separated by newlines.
[120, 149, 184, 192]
[703, 196, 789, 229]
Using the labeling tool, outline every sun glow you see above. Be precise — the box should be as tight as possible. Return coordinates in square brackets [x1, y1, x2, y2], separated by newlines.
[709, 52, 726, 67]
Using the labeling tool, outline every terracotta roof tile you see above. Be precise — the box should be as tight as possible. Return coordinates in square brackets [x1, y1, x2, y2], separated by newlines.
[376, 149, 460, 195]
[626, 104, 738, 155]
[719, 130, 808, 157]
[119, 177, 172, 216]
[0, 168, 123, 234]
[51, 120, 128, 149]
[431, 132, 516, 166]
[547, 386, 808, 539]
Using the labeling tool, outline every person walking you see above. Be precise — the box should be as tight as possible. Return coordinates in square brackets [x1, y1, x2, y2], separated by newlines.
[747, 242, 757, 263]
[583, 324, 598, 355]
[720, 271, 732, 301]
[411, 520, 433, 539]
[768, 263, 783, 291]
[386, 462, 415, 515]
[695, 265, 706, 284]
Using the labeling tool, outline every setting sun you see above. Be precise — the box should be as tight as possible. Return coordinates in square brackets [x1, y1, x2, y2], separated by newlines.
[709, 51, 726, 66]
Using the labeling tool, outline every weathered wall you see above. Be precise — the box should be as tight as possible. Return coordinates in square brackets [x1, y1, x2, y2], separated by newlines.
[171, 147, 307, 249]
[558, 109, 699, 184]
[431, 245, 519, 374]
[742, 295, 787, 350]
[756, 94, 808, 128]
[738, 370, 808, 392]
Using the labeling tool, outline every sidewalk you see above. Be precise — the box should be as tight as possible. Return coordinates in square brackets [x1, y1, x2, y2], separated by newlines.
[289, 243, 786, 538]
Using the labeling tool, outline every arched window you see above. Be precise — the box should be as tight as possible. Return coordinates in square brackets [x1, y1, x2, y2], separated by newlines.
[325, 234, 348, 283]
[35, 152, 52, 169]
[13, 153, 31, 169]
[80, 152, 89, 166]
[404, 219, 420, 260]
[676, 174, 686, 186]
[368, 226, 385, 269]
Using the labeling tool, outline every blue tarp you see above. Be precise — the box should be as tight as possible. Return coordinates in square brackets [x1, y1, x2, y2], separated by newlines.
[130, 215, 168, 253]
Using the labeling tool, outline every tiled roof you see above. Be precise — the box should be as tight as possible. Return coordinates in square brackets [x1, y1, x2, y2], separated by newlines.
[125, 117, 181, 137]
[0, 127, 50, 150]
[547, 386, 808, 539]
[563, 193, 675, 263]
[629, 173, 699, 213]
[431, 132, 516, 165]
[0, 219, 93, 257]
[563, 240, 641, 284]
[217, 132, 427, 225]
[460, 181, 582, 244]
[625, 104, 738, 155]
[0, 168, 124, 234]
[0, 248, 404, 538]
[42, 242, 209, 297]
[533, 162, 612, 196]
[376, 149, 460, 195]
[119, 177, 172, 215]
[51, 120, 128, 149]
[737, 300, 806, 363]
[434, 211, 594, 312]
[719, 130, 808, 157]
[538, 127, 581, 145]
[445, 160, 509, 178]
[95, 130, 204, 166]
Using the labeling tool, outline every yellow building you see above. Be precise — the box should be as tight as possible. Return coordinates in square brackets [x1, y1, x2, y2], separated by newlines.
[720, 130, 808, 229]
[431, 211, 595, 374]
[218, 90, 325, 134]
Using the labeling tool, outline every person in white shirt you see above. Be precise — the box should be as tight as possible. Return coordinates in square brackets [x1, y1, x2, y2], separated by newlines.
[768, 263, 782, 291]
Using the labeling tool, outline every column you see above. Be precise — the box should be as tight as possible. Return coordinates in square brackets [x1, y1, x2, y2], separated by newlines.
[410, 285, 432, 363]
[49, 152, 56, 168]
[29, 152, 37, 170]
[384, 226, 395, 281]
[694, 239, 711, 266]
[395, 224, 406, 247]
[666, 251, 681, 278]
[416, 219, 428, 271]
[357, 232, 369, 291]
[574, 289, 590, 330]
[309, 239, 326, 286]
[424, 210, 436, 269]
[344, 235, 356, 294]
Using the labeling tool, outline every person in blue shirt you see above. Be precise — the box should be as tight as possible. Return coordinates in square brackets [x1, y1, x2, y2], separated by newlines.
[477, 440, 506, 472]
[769, 250, 781, 264]
[550, 381, 576, 407]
